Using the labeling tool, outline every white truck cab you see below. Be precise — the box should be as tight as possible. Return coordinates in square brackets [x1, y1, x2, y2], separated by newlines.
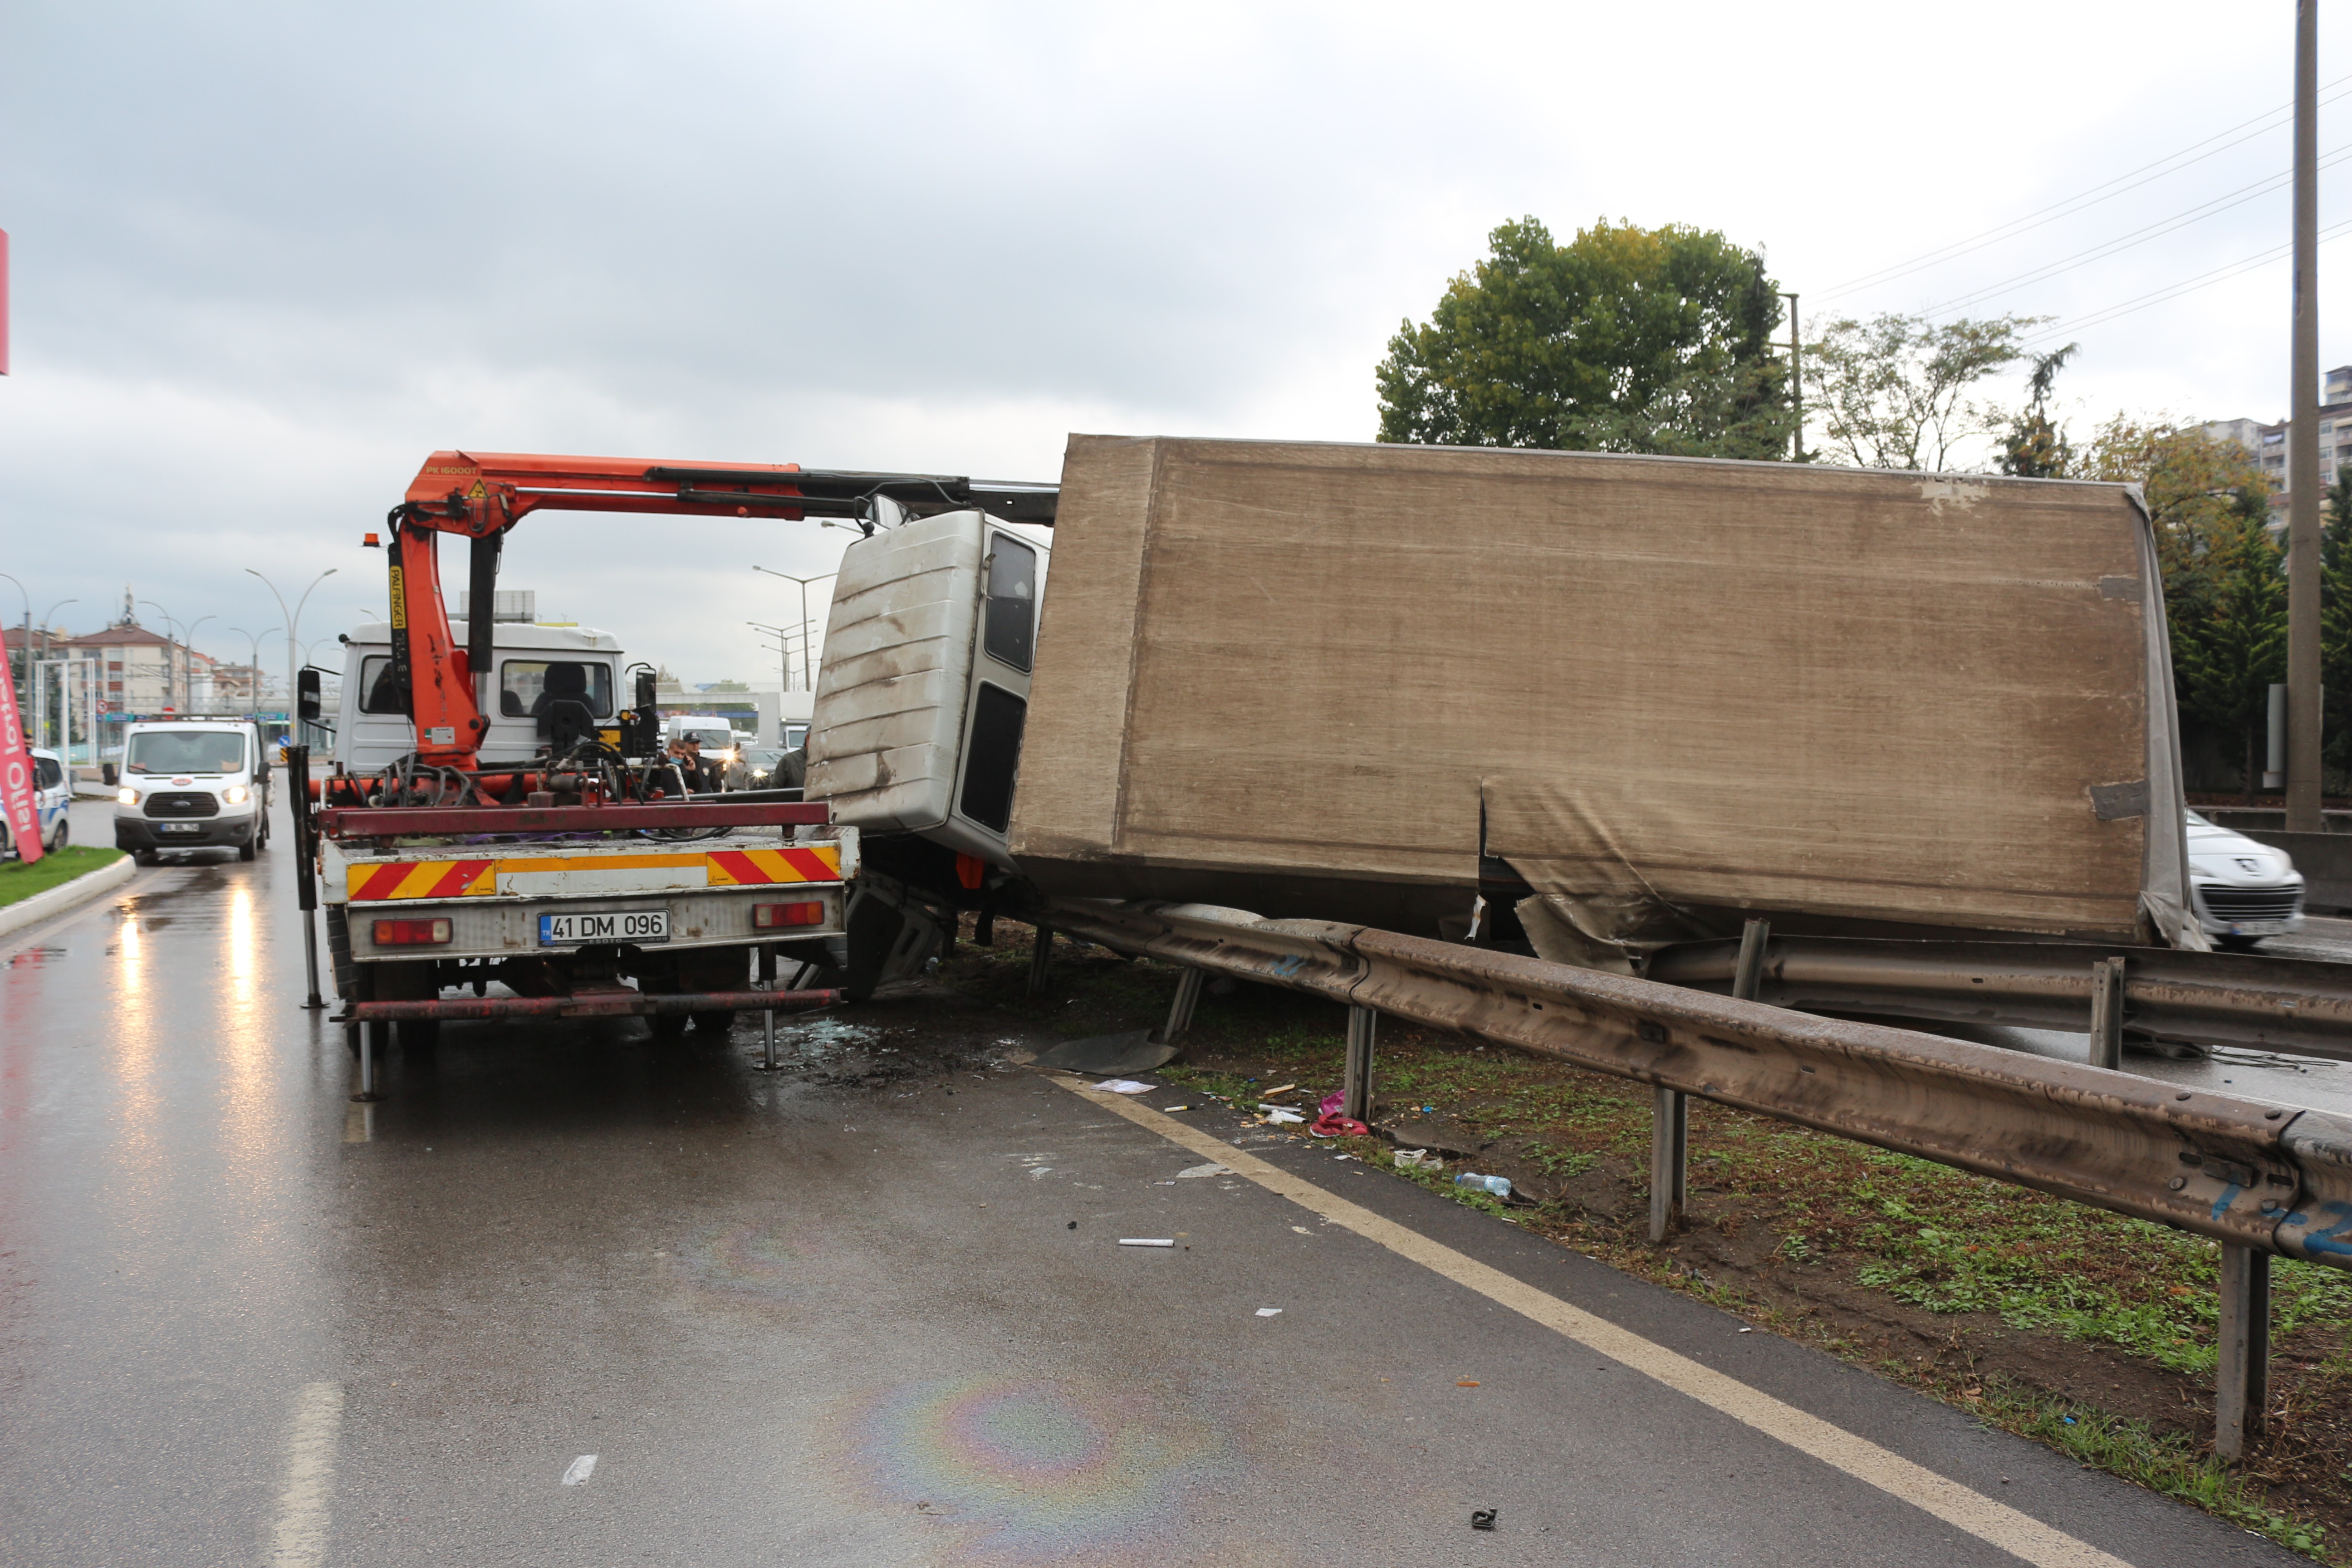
[333, 621, 626, 770]
[113, 718, 273, 863]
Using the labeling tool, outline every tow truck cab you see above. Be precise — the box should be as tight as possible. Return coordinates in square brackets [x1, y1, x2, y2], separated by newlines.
[332, 621, 626, 770]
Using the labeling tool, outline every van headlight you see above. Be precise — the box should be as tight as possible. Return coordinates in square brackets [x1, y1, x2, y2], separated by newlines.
[117, 786, 138, 806]
[223, 784, 250, 805]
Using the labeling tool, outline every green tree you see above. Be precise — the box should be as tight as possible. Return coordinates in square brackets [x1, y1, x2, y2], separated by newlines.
[2323, 470, 2352, 788]
[1997, 343, 2078, 478]
[1802, 313, 2038, 471]
[1375, 217, 1793, 458]
[2173, 510, 2288, 803]
[2074, 416, 2270, 674]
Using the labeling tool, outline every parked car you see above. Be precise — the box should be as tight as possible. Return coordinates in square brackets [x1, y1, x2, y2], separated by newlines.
[2186, 810, 2305, 948]
[2, 747, 72, 859]
[113, 718, 274, 864]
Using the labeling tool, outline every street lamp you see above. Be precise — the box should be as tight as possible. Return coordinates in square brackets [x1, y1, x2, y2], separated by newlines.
[181, 615, 216, 709]
[228, 627, 279, 706]
[140, 600, 186, 715]
[747, 619, 816, 691]
[245, 568, 338, 736]
[751, 566, 837, 691]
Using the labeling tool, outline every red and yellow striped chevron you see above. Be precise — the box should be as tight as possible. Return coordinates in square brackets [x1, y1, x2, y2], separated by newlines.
[345, 843, 844, 902]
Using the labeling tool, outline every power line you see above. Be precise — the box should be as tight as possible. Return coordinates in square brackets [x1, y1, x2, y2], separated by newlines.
[1820, 76, 2352, 301]
[1919, 144, 2352, 317]
[2017, 217, 2352, 346]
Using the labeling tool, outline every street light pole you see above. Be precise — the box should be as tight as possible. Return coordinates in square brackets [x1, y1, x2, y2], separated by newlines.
[246, 568, 338, 741]
[751, 566, 837, 691]
[139, 600, 187, 715]
[32, 598, 75, 747]
[181, 615, 216, 710]
[228, 627, 279, 706]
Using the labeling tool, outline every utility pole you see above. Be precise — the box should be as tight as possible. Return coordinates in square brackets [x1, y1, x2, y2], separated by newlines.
[1779, 291, 1803, 461]
[2289, 0, 2324, 831]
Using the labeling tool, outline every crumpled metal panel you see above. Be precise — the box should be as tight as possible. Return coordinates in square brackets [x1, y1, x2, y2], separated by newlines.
[1046, 899, 2343, 1262]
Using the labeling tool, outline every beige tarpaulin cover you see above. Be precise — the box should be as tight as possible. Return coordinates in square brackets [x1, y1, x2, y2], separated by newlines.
[1010, 435, 2195, 955]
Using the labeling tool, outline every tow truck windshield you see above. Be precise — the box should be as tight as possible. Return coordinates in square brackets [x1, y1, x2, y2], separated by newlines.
[127, 730, 247, 774]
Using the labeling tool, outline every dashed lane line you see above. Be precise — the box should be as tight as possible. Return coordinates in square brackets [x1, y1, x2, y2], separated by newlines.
[265, 1381, 344, 1568]
[1051, 1074, 2132, 1568]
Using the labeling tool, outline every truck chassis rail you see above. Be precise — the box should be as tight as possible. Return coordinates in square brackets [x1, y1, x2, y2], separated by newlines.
[342, 987, 839, 1021]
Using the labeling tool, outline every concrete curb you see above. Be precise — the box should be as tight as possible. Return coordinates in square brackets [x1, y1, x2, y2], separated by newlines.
[0, 854, 140, 942]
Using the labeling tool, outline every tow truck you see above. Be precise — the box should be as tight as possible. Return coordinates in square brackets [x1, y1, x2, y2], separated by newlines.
[301, 450, 1052, 1067]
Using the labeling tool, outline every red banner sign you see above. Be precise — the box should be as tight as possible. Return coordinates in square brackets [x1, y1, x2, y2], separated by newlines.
[0, 630, 41, 864]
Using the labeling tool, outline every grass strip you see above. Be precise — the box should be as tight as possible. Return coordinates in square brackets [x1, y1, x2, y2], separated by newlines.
[0, 846, 126, 908]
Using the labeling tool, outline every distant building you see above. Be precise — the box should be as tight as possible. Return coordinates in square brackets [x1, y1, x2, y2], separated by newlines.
[2206, 364, 2352, 527]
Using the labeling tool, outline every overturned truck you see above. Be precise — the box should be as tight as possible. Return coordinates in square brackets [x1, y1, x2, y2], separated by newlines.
[809, 435, 2199, 1003]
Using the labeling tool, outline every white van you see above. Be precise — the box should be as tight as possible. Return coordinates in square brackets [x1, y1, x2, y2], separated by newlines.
[332, 621, 626, 770]
[113, 718, 273, 863]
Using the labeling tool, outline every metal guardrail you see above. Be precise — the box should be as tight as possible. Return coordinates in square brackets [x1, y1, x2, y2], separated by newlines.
[1044, 899, 2352, 1262]
[1041, 897, 2352, 1459]
[1645, 934, 2352, 1060]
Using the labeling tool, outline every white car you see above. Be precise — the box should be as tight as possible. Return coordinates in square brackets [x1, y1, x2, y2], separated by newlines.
[2186, 810, 2305, 948]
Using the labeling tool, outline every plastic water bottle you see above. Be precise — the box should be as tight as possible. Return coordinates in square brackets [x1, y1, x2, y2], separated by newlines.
[1455, 1172, 1512, 1198]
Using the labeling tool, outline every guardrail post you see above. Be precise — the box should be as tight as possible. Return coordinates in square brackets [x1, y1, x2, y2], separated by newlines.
[2217, 1243, 2272, 1461]
[2089, 956, 2126, 1070]
[1343, 1005, 1377, 1122]
[1655, 919, 1769, 1243]
[1027, 924, 1054, 1000]
[1160, 967, 1206, 1048]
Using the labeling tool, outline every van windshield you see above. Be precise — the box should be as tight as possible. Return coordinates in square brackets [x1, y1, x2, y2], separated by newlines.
[127, 730, 246, 774]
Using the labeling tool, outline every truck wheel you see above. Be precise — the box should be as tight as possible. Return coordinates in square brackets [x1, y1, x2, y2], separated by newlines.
[133, 848, 158, 867]
[238, 839, 258, 862]
[841, 895, 906, 1003]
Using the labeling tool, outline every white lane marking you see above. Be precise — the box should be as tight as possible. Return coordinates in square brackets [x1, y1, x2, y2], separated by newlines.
[1175, 1162, 1228, 1178]
[1053, 1075, 2131, 1568]
[266, 1381, 344, 1568]
[1255, 1308, 1284, 1317]
[562, 1454, 599, 1486]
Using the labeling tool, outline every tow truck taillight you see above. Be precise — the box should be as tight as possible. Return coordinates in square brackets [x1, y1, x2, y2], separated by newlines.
[373, 918, 452, 946]
[753, 901, 826, 929]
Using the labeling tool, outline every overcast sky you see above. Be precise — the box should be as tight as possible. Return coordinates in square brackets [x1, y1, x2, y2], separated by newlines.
[4, 1, 2349, 686]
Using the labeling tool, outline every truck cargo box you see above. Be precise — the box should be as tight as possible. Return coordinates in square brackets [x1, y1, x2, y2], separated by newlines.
[1008, 435, 2193, 957]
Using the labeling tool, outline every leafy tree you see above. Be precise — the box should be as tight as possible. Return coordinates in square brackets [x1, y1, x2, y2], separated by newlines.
[1375, 217, 1793, 458]
[2173, 510, 2287, 802]
[2323, 470, 2352, 787]
[1802, 313, 2038, 471]
[2074, 416, 2270, 657]
[1998, 343, 2078, 479]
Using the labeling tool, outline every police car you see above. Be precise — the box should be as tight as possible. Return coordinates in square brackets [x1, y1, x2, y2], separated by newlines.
[2, 747, 73, 859]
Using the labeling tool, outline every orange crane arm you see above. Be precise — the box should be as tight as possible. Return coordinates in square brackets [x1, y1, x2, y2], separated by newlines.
[380, 450, 1054, 770]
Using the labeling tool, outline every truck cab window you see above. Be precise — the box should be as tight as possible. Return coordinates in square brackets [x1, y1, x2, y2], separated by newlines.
[982, 535, 1037, 672]
[358, 656, 405, 715]
[958, 683, 1027, 833]
[500, 661, 614, 719]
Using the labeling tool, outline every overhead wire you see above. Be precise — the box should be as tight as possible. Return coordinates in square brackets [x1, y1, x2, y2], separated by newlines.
[1819, 76, 2352, 302]
[2017, 218, 2352, 347]
[1916, 143, 2352, 316]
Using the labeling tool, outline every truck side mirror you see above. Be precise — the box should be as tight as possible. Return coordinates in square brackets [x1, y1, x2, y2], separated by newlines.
[297, 668, 322, 722]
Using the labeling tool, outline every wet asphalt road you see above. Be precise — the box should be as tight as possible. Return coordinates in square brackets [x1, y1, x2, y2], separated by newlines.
[0, 797, 2316, 1565]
